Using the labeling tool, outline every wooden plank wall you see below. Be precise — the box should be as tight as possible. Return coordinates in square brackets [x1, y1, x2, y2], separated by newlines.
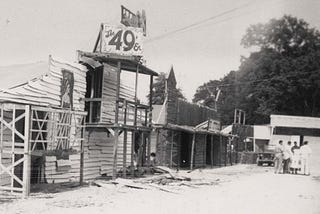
[100, 63, 136, 124]
[176, 100, 219, 126]
[44, 128, 133, 182]
[0, 58, 88, 185]
[155, 130, 171, 166]
[194, 135, 206, 168]
[0, 57, 87, 111]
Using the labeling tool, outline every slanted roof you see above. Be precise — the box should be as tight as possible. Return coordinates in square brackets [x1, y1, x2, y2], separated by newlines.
[77, 50, 158, 76]
[0, 56, 87, 110]
[154, 123, 234, 137]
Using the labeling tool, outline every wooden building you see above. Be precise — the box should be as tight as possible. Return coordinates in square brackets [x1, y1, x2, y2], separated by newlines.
[0, 56, 87, 196]
[77, 50, 158, 179]
[151, 68, 233, 170]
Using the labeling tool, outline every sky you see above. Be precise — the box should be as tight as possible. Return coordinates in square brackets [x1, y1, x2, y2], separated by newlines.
[0, 0, 320, 101]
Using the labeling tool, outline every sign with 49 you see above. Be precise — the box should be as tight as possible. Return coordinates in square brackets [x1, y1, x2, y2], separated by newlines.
[101, 24, 143, 56]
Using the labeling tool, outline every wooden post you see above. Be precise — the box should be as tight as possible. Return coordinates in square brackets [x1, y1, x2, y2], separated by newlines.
[131, 131, 135, 176]
[22, 105, 31, 197]
[11, 105, 16, 192]
[79, 119, 85, 185]
[134, 65, 139, 123]
[123, 131, 127, 178]
[204, 134, 207, 167]
[156, 130, 160, 164]
[210, 135, 214, 168]
[190, 133, 195, 170]
[93, 24, 102, 52]
[149, 75, 153, 127]
[177, 132, 181, 171]
[147, 75, 153, 168]
[112, 129, 119, 180]
[123, 102, 128, 178]
[147, 133, 151, 167]
[138, 132, 144, 166]
[225, 137, 227, 166]
[130, 65, 139, 175]
[170, 131, 174, 168]
[112, 61, 121, 180]
[219, 135, 222, 167]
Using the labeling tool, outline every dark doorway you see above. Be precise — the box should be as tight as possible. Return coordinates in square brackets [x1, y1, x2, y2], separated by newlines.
[206, 135, 212, 165]
[179, 132, 191, 168]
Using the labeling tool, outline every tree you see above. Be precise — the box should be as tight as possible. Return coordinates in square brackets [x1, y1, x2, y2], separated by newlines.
[192, 80, 221, 108]
[193, 15, 320, 125]
[149, 72, 186, 105]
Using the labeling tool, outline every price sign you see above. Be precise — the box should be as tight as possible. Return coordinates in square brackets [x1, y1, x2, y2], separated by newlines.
[101, 24, 143, 56]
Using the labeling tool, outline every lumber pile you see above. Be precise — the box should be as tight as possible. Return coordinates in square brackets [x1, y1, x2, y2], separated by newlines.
[0, 155, 12, 187]
[44, 155, 81, 183]
[0, 140, 15, 187]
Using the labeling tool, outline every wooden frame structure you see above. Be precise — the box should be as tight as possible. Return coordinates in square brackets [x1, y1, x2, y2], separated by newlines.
[0, 103, 86, 197]
[0, 104, 30, 196]
[154, 123, 231, 170]
[78, 50, 157, 179]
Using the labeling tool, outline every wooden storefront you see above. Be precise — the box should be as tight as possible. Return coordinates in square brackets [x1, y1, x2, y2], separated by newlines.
[151, 69, 234, 170]
[0, 57, 87, 196]
[78, 50, 158, 179]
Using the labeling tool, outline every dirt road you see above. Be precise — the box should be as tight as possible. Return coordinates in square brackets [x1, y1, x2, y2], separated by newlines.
[1, 165, 319, 214]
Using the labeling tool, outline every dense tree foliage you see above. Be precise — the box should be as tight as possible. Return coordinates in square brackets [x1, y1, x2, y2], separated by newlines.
[193, 15, 320, 125]
[149, 72, 185, 105]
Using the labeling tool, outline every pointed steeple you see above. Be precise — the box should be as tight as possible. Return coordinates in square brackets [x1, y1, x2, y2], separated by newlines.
[167, 65, 177, 88]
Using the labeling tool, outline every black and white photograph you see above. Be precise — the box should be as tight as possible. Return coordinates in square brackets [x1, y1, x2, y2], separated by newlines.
[0, 0, 319, 213]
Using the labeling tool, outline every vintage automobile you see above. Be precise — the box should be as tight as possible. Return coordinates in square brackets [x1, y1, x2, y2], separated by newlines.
[256, 152, 275, 166]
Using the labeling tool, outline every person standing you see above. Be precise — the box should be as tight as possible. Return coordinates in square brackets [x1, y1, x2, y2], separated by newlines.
[274, 140, 284, 174]
[282, 141, 292, 174]
[290, 142, 301, 174]
[300, 141, 312, 175]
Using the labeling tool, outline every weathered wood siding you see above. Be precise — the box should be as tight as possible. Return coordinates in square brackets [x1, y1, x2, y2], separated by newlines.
[100, 63, 136, 124]
[83, 128, 132, 180]
[155, 130, 179, 167]
[175, 100, 219, 126]
[194, 135, 206, 168]
[0, 57, 87, 111]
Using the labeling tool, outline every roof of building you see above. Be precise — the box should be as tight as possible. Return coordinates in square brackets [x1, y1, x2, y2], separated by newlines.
[77, 50, 158, 76]
[0, 56, 87, 110]
[154, 123, 234, 137]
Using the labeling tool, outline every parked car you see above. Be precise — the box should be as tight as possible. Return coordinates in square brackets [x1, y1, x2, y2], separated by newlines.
[257, 152, 275, 166]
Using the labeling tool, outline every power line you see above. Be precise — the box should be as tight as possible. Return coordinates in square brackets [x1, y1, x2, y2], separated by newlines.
[145, 0, 257, 44]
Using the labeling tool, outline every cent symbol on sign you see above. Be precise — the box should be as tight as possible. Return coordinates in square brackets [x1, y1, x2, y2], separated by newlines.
[101, 24, 143, 56]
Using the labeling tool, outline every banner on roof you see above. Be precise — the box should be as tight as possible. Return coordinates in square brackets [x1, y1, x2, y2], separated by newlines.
[120, 5, 146, 36]
[101, 24, 143, 56]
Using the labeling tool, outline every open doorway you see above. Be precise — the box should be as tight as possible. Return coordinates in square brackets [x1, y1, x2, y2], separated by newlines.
[179, 132, 192, 168]
[206, 135, 212, 165]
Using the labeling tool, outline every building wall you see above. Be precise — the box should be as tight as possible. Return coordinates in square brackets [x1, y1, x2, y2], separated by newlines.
[194, 135, 206, 168]
[43, 127, 133, 183]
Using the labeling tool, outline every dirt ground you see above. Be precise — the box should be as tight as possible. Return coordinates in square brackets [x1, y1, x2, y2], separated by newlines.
[1, 164, 320, 214]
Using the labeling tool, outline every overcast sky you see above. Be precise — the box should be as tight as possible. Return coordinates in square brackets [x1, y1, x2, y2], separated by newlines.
[0, 0, 319, 101]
